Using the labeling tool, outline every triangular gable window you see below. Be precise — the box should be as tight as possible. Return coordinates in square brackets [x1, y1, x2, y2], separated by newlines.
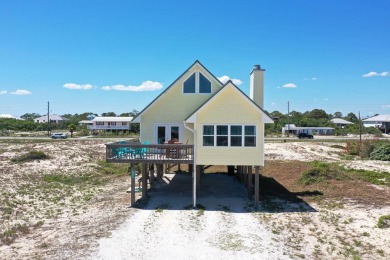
[183, 71, 211, 94]
[183, 73, 196, 93]
[199, 72, 211, 93]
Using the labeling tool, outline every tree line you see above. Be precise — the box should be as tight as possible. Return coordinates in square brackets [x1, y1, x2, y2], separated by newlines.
[265, 109, 381, 136]
[0, 110, 140, 132]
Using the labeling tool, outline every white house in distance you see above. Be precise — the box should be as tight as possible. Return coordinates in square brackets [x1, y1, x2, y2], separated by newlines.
[34, 114, 68, 124]
[330, 118, 354, 128]
[282, 124, 335, 135]
[0, 114, 24, 120]
[363, 114, 390, 134]
[83, 116, 133, 132]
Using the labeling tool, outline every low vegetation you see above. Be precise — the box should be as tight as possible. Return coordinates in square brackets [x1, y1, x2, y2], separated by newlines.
[298, 161, 389, 186]
[10, 150, 49, 163]
[346, 140, 390, 161]
[377, 215, 390, 228]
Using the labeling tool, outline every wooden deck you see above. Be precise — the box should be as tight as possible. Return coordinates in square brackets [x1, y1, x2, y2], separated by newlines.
[105, 142, 194, 164]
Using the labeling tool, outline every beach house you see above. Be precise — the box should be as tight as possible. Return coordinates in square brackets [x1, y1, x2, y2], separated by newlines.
[106, 61, 273, 207]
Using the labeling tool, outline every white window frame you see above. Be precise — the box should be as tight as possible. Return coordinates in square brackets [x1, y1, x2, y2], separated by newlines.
[202, 124, 257, 147]
[182, 70, 212, 94]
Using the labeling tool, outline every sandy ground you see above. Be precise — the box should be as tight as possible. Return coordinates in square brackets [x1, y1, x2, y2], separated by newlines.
[0, 140, 389, 259]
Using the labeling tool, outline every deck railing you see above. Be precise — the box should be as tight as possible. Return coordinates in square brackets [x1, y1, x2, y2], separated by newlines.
[105, 142, 194, 164]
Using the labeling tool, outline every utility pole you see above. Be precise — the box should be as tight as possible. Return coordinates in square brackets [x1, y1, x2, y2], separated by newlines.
[358, 111, 362, 143]
[47, 101, 50, 137]
[287, 101, 290, 137]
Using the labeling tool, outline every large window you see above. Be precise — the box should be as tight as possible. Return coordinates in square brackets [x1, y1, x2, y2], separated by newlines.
[202, 125, 256, 147]
[183, 72, 211, 94]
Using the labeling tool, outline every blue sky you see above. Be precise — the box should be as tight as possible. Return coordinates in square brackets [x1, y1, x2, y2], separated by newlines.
[0, 0, 389, 118]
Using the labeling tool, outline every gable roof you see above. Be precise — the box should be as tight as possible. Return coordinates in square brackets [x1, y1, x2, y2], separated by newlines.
[330, 118, 354, 125]
[363, 114, 390, 122]
[132, 60, 223, 123]
[35, 114, 68, 121]
[92, 116, 133, 122]
[185, 80, 273, 123]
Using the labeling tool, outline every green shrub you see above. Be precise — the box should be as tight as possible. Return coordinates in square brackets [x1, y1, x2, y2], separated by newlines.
[377, 215, 390, 228]
[370, 142, 390, 161]
[298, 161, 346, 185]
[11, 150, 48, 163]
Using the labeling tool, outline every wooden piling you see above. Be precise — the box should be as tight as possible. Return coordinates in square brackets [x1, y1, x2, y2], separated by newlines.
[131, 163, 136, 206]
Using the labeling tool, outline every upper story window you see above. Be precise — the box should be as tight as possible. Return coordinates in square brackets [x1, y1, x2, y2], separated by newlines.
[183, 71, 211, 94]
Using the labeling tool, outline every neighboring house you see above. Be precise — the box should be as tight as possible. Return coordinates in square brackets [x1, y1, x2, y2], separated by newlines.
[363, 114, 390, 134]
[282, 124, 334, 136]
[0, 114, 24, 120]
[87, 117, 133, 131]
[330, 118, 354, 128]
[119, 60, 274, 207]
[34, 114, 68, 124]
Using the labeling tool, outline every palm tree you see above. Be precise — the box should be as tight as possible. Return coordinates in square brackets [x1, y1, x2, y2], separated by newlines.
[68, 124, 76, 138]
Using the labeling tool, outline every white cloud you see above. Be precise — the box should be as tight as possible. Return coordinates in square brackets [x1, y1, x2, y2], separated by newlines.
[10, 89, 31, 95]
[63, 83, 94, 90]
[324, 98, 329, 101]
[0, 90, 7, 95]
[271, 102, 276, 106]
[381, 104, 390, 109]
[217, 75, 243, 86]
[304, 77, 318, 81]
[282, 83, 297, 88]
[362, 71, 389, 78]
[102, 81, 163, 92]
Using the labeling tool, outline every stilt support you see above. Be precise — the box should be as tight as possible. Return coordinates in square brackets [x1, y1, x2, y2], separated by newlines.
[130, 163, 136, 207]
[254, 166, 259, 208]
[142, 163, 147, 198]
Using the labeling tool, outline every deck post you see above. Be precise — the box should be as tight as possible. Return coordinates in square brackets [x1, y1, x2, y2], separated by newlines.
[149, 163, 154, 187]
[131, 163, 136, 207]
[142, 163, 147, 197]
[247, 166, 252, 196]
[192, 164, 197, 208]
[157, 164, 162, 179]
[254, 166, 259, 208]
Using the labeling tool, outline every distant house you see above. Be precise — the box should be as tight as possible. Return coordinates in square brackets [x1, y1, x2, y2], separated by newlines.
[282, 124, 334, 136]
[330, 118, 354, 128]
[35, 114, 68, 124]
[363, 114, 390, 134]
[83, 116, 133, 132]
[0, 114, 24, 120]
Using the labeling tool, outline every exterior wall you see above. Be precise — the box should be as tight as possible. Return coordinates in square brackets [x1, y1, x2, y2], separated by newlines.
[194, 85, 265, 166]
[140, 63, 222, 144]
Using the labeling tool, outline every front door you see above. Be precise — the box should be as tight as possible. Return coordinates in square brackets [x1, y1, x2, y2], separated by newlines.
[155, 124, 181, 143]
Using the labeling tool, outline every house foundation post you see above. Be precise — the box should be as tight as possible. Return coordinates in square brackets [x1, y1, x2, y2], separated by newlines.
[192, 164, 197, 208]
[130, 163, 136, 207]
[196, 165, 201, 191]
[254, 166, 259, 208]
[236, 166, 241, 182]
[243, 166, 248, 185]
[149, 163, 154, 187]
[142, 163, 147, 197]
[247, 166, 252, 196]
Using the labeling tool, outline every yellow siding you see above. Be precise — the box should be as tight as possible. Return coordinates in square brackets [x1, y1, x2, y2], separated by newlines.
[140, 64, 222, 144]
[195, 84, 265, 166]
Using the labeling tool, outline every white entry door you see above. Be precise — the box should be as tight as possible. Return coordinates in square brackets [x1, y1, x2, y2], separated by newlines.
[155, 124, 181, 144]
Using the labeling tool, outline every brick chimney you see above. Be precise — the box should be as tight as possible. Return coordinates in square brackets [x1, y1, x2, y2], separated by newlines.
[250, 64, 265, 109]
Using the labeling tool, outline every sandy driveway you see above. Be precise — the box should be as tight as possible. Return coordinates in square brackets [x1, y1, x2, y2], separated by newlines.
[91, 174, 289, 260]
